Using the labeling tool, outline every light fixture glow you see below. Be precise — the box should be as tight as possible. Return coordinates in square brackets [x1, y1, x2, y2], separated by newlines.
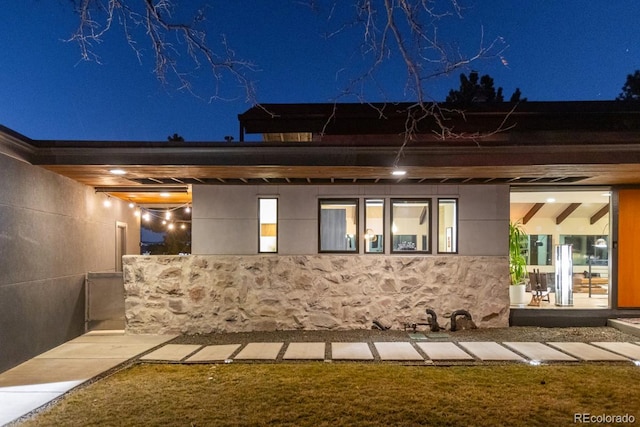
[184, 205, 191, 213]
[128, 202, 135, 209]
[103, 197, 112, 208]
[180, 224, 187, 230]
[142, 212, 151, 221]
[594, 238, 607, 248]
[546, 198, 556, 203]
[528, 360, 541, 366]
[392, 170, 407, 176]
[134, 209, 141, 217]
[165, 211, 171, 220]
[160, 192, 171, 198]
[168, 223, 175, 230]
[162, 220, 167, 225]
[109, 169, 126, 175]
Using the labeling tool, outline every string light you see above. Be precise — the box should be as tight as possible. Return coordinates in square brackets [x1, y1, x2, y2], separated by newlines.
[103, 196, 112, 208]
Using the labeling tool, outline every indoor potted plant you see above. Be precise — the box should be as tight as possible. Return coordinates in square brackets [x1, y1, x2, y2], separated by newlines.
[509, 220, 529, 305]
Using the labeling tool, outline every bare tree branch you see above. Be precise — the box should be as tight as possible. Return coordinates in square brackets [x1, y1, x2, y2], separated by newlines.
[67, 0, 258, 102]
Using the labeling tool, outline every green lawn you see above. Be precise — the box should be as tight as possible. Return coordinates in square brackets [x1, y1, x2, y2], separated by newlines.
[22, 363, 640, 426]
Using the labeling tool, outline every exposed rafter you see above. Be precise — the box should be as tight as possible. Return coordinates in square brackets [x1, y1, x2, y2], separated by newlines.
[523, 203, 544, 225]
[590, 204, 610, 224]
[556, 203, 581, 225]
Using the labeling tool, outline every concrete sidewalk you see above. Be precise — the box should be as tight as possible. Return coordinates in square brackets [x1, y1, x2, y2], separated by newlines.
[0, 331, 176, 426]
[2, 323, 640, 426]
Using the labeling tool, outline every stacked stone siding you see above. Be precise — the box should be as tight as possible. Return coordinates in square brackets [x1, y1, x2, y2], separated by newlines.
[123, 255, 509, 334]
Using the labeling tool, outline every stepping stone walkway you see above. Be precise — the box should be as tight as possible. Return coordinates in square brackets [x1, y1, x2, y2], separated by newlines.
[416, 342, 474, 361]
[283, 343, 326, 360]
[186, 344, 241, 362]
[141, 345, 201, 361]
[546, 342, 629, 361]
[590, 342, 640, 360]
[373, 342, 423, 361]
[234, 343, 283, 360]
[331, 343, 374, 360]
[458, 342, 524, 361]
[502, 342, 577, 362]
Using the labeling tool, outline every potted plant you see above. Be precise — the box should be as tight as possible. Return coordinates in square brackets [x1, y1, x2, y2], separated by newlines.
[509, 220, 529, 305]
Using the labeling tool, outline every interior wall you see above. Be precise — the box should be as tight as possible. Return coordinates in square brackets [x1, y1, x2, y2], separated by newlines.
[192, 184, 509, 256]
[0, 153, 140, 373]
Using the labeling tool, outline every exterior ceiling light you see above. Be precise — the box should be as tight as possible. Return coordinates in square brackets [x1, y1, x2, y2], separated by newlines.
[391, 170, 407, 176]
[109, 169, 126, 175]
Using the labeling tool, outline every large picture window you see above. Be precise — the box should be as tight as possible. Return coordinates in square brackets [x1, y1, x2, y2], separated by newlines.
[319, 199, 358, 252]
[391, 199, 430, 253]
[259, 198, 278, 253]
[364, 199, 384, 253]
[438, 199, 457, 253]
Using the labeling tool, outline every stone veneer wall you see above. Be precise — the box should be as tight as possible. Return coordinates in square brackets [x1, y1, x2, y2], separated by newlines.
[123, 255, 509, 334]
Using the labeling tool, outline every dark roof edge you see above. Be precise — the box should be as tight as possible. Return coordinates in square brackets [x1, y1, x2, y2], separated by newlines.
[0, 124, 37, 163]
[238, 100, 640, 136]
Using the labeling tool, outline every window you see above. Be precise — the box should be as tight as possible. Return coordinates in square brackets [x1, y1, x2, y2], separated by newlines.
[438, 199, 457, 253]
[364, 199, 384, 253]
[259, 198, 278, 253]
[527, 234, 553, 266]
[391, 199, 430, 253]
[559, 235, 609, 266]
[319, 199, 358, 252]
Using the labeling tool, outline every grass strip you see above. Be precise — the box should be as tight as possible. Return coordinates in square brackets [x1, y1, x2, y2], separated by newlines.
[21, 363, 640, 426]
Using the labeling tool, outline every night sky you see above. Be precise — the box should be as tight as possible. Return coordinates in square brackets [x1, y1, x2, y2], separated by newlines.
[1, 1, 639, 142]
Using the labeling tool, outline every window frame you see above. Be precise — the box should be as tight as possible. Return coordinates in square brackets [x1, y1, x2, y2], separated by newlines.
[437, 198, 459, 254]
[258, 197, 278, 253]
[364, 198, 385, 254]
[318, 198, 359, 253]
[390, 198, 432, 254]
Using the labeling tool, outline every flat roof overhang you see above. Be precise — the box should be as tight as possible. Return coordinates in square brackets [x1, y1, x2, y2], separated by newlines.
[3, 101, 640, 204]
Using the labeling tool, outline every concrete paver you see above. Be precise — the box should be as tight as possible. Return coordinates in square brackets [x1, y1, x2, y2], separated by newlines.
[416, 342, 474, 361]
[374, 342, 423, 361]
[283, 343, 326, 360]
[331, 343, 374, 360]
[140, 344, 202, 361]
[234, 343, 284, 360]
[547, 342, 629, 361]
[186, 344, 242, 362]
[458, 342, 524, 361]
[590, 342, 640, 360]
[502, 342, 577, 361]
[35, 343, 161, 360]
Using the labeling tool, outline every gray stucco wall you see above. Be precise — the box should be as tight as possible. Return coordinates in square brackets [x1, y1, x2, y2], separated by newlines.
[0, 153, 140, 373]
[192, 184, 509, 256]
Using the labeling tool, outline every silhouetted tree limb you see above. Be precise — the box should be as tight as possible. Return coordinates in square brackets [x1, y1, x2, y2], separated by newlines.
[617, 70, 640, 101]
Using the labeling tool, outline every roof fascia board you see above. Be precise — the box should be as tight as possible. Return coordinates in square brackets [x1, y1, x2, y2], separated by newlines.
[0, 125, 37, 163]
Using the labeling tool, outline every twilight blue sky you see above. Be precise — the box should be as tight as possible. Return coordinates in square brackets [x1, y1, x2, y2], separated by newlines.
[1, 1, 639, 141]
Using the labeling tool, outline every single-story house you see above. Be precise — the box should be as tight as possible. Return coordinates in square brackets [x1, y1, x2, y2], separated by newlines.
[1, 100, 640, 373]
